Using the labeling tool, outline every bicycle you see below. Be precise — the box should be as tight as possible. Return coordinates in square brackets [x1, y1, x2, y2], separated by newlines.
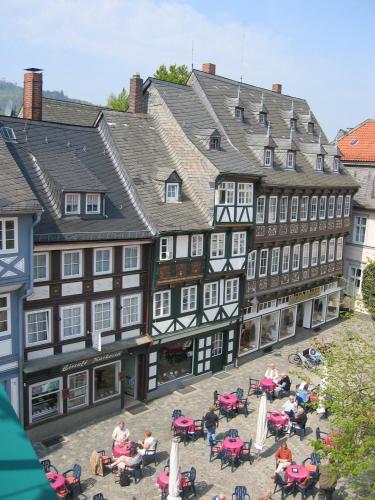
[288, 351, 316, 371]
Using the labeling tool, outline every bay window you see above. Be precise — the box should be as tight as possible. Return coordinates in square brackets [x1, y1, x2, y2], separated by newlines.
[344, 195, 351, 217]
[336, 237, 343, 260]
[336, 195, 343, 217]
[237, 183, 253, 205]
[328, 239, 336, 262]
[218, 182, 235, 205]
[328, 195, 335, 218]
[300, 196, 308, 221]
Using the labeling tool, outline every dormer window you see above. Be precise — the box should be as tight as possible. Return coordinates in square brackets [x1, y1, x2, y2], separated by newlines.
[86, 193, 101, 214]
[316, 155, 324, 171]
[308, 121, 314, 134]
[287, 151, 295, 169]
[0, 126, 16, 142]
[165, 183, 180, 203]
[235, 107, 244, 121]
[65, 193, 80, 214]
[333, 157, 339, 172]
[264, 148, 273, 167]
[290, 118, 297, 130]
[259, 112, 267, 125]
[209, 136, 220, 150]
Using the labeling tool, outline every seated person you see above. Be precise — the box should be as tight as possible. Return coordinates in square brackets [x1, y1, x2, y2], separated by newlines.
[138, 431, 156, 456]
[274, 441, 293, 476]
[112, 420, 130, 446]
[283, 395, 297, 417]
[264, 363, 279, 382]
[275, 373, 291, 396]
[289, 408, 307, 435]
[109, 448, 141, 471]
[296, 384, 310, 406]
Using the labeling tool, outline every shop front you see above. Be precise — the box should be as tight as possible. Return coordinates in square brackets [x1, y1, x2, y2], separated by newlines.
[238, 281, 341, 362]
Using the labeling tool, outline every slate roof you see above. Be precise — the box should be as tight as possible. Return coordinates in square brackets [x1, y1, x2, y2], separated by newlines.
[41, 97, 103, 126]
[0, 115, 151, 242]
[338, 119, 375, 163]
[188, 70, 358, 190]
[101, 110, 209, 232]
[345, 164, 375, 210]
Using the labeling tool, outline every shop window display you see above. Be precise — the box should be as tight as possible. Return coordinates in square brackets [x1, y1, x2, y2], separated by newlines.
[326, 291, 340, 322]
[260, 311, 280, 347]
[157, 341, 193, 384]
[93, 362, 120, 402]
[68, 371, 88, 410]
[279, 306, 297, 340]
[30, 378, 62, 423]
[312, 296, 327, 327]
[239, 318, 260, 355]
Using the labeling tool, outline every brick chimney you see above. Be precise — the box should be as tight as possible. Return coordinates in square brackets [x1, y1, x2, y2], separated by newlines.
[272, 83, 282, 94]
[129, 73, 143, 114]
[23, 68, 43, 120]
[202, 63, 216, 75]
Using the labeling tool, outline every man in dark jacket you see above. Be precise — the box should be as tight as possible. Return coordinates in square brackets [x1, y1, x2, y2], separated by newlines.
[204, 406, 219, 445]
[289, 408, 307, 440]
[275, 373, 291, 397]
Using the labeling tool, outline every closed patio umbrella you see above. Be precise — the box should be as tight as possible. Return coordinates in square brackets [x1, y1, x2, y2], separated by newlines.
[168, 437, 181, 500]
[254, 392, 268, 455]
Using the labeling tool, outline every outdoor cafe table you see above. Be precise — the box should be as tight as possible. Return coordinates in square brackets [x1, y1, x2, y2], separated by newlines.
[173, 416, 195, 433]
[222, 437, 244, 455]
[285, 464, 310, 483]
[218, 392, 238, 408]
[112, 441, 133, 458]
[259, 378, 277, 391]
[156, 470, 183, 489]
[267, 411, 289, 426]
[46, 472, 66, 491]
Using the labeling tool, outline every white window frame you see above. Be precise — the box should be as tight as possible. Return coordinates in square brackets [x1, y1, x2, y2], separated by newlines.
[121, 293, 142, 327]
[225, 278, 239, 303]
[210, 136, 220, 150]
[60, 303, 85, 341]
[0, 294, 11, 337]
[259, 249, 269, 277]
[62, 250, 82, 279]
[92, 298, 114, 333]
[25, 308, 52, 347]
[123, 245, 141, 271]
[93, 361, 120, 403]
[210, 233, 225, 258]
[0, 218, 18, 254]
[310, 196, 318, 221]
[181, 285, 197, 313]
[93, 247, 112, 276]
[247, 250, 257, 279]
[256, 196, 266, 224]
[191, 234, 203, 257]
[336, 195, 343, 218]
[85, 193, 101, 214]
[336, 237, 343, 260]
[280, 196, 288, 223]
[311, 241, 319, 266]
[292, 244, 301, 271]
[348, 264, 362, 297]
[353, 216, 367, 245]
[29, 377, 62, 424]
[271, 247, 280, 275]
[319, 196, 327, 219]
[268, 196, 278, 224]
[232, 231, 246, 256]
[64, 193, 80, 215]
[328, 195, 335, 219]
[344, 195, 351, 217]
[300, 196, 309, 221]
[328, 238, 335, 262]
[237, 183, 253, 206]
[290, 196, 299, 222]
[320, 240, 327, 264]
[67, 370, 89, 410]
[160, 236, 174, 261]
[302, 243, 310, 269]
[316, 155, 324, 171]
[264, 148, 273, 167]
[153, 290, 171, 319]
[204, 282, 219, 308]
[287, 151, 295, 169]
[217, 182, 235, 205]
[165, 183, 180, 203]
[33, 252, 49, 282]
[282, 246, 290, 273]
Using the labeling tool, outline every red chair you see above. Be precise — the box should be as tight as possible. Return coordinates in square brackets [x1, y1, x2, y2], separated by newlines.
[55, 486, 70, 499]
[248, 378, 261, 397]
[97, 449, 111, 465]
[63, 463, 82, 493]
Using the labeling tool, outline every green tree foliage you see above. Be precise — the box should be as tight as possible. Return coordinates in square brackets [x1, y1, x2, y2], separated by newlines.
[106, 88, 129, 111]
[315, 332, 375, 496]
[154, 64, 190, 85]
[362, 261, 375, 317]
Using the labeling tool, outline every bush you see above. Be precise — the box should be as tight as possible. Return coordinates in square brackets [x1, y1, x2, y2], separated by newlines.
[362, 261, 375, 318]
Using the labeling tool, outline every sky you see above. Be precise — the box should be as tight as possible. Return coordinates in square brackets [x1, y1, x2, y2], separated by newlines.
[1, 0, 374, 139]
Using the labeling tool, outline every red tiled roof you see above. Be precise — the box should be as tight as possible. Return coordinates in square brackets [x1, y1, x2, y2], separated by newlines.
[338, 120, 375, 162]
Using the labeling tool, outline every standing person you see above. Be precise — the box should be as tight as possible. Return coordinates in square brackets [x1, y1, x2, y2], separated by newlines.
[264, 363, 279, 382]
[317, 461, 338, 499]
[112, 420, 130, 446]
[274, 441, 293, 476]
[204, 406, 219, 445]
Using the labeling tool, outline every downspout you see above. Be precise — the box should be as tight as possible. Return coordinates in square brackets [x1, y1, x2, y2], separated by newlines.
[18, 212, 41, 426]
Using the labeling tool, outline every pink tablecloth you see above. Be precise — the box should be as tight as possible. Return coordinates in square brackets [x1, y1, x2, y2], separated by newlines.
[259, 378, 277, 391]
[46, 472, 66, 491]
[173, 416, 194, 433]
[156, 470, 183, 489]
[267, 411, 289, 426]
[285, 465, 310, 483]
[112, 442, 133, 458]
[218, 392, 238, 407]
[222, 437, 244, 455]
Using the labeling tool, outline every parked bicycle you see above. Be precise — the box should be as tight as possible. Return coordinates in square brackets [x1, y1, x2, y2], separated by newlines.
[288, 350, 317, 371]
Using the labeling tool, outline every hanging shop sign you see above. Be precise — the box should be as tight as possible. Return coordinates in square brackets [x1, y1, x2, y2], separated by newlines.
[61, 351, 122, 373]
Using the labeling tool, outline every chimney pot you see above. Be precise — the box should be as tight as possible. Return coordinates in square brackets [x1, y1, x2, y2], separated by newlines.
[272, 83, 282, 94]
[202, 63, 216, 75]
[129, 73, 143, 114]
[23, 68, 43, 120]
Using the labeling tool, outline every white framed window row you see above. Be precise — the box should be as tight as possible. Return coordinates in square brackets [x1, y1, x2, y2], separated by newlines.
[217, 182, 235, 205]
[33, 252, 49, 282]
[181, 285, 197, 313]
[237, 183, 253, 206]
[92, 298, 114, 333]
[25, 308, 52, 347]
[210, 233, 225, 258]
[204, 282, 218, 308]
[65, 193, 80, 214]
[121, 293, 142, 327]
[86, 193, 101, 214]
[232, 232, 246, 256]
[62, 250, 82, 279]
[0, 217, 18, 254]
[123, 245, 141, 271]
[94, 247, 112, 276]
[225, 278, 239, 303]
[0, 294, 11, 336]
[160, 236, 173, 261]
[153, 290, 171, 318]
[191, 234, 204, 257]
[60, 303, 85, 341]
[328, 239, 336, 262]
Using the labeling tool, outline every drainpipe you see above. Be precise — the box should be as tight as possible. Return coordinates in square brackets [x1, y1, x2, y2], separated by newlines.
[18, 212, 41, 426]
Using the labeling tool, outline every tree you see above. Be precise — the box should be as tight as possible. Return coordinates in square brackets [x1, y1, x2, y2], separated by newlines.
[315, 331, 375, 496]
[362, 261, 375, 318]
[106, 88, 128, 111]
[154, 64, 190, 85]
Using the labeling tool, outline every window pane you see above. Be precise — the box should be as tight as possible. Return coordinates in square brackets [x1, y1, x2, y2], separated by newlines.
[124, 246, 139, 270]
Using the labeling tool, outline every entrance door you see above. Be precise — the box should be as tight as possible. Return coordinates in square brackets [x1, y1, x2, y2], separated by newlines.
[296, 303, 304, 328]
[211, 332, 225, 373]
[124, 355, 137, 399]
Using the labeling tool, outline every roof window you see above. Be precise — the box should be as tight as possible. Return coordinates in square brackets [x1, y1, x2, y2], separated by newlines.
[209, 136, 221, 151]
[308, 121, 314, 134]
[290, 118, 297, 130]
[350, 138, 358, 145]
[259, 112, 267, 126]
[235, 107, 244, 121]
[0, 126, 16, 142]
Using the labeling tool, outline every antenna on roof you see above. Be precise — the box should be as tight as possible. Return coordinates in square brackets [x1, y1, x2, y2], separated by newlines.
[240, 32, 245, 83]
[191, 40, 194, 71]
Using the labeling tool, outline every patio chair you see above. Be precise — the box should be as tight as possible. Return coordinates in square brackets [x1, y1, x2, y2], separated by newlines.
[192, 418, 205, 440]
[209, 437, 222, 462]
[239, 439, 252, 464]
[225, 428, 239, 438]
[267, 419, 286, 442]
[97, 450, 111, 465]
[123, 462, 143, 484]
[248, 377, 261, 397]
[142, 440, 158, 466]
[290, 420, 306, 441]
[171, 409, 183, 429]
[181, 467, 196, 496]
[40, 459, 58, 474]
[232, 485, 250, 499]
[92, 495, 104, 500]
[63, 463, 82, 493]
[273, 472, 294, 498]
[220, 448, 238, 473]
[231, 387, 244, 399]
[237, 397, 249, 417]
[296, 476, 315, 499]
[174, 425, 189, 445]
[55, 486, 70, 500]
[316, 427, 329, 441]
[213, 390, 220, 408]
[303, 452, 321, 466]
[219, 403, 236, 422]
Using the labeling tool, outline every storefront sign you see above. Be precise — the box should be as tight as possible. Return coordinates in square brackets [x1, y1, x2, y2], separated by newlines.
[92, 330, 102, 352]
[289, 288, 320, 305]
[61, 351, 122, 373]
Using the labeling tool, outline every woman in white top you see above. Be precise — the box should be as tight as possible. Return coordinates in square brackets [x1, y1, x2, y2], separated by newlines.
[138, 431, 156, 455]
[264, 363, 278, 382]
[112, 420, 130, 446]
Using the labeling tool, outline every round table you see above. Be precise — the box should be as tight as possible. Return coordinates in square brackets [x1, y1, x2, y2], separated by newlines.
[218, 392, 238, 407]
[46, 472, 66, 491]
[259, 378, 277, 391]
[173, 416, 194, 433]
[222, 437, 244, 455]
[156, 470, 182, 489]
[285, 465, 310, 483]
[267, 411, 289, 426]
[112, 442, 133, 458]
